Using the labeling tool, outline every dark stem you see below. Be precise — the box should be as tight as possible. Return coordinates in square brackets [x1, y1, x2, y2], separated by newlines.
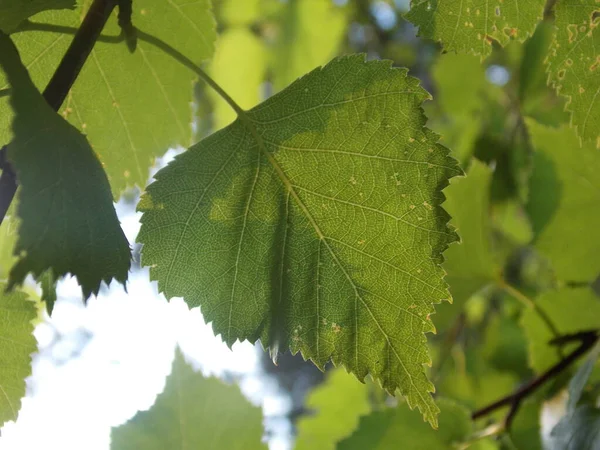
[472, 330, 599, 424]
[0, 0, 118, 226]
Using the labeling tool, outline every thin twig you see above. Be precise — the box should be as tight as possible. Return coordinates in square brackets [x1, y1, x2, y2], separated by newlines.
[472, 329, 599, 424]
[0, 0, 118, 226]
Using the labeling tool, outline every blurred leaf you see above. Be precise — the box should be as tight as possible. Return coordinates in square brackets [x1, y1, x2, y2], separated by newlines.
[1, 0, 216, 196]
[546, 1, 600, 146]
[0, 33, 130, 298]
[209, 28, 267, 130]
[437, 160, 495, 330]
[220, 0, 261, 26]
[337, 398, 475, 448]
[0, 283, 36, 426]
[550, 405, 600, 450]
[482, 313, 529, 377]
[296, 370, 370, 450]
[0, 205, 17, 278]
[111, 348, 266, 450]
[405, 0, 545, 59]
[138, 55, 462, 426]
[520, 288, 600, 373]
[509, 400, 543, 450]
[526, 121, 600, 282]
[0, 0, 74, 33]
[271, 0, 348, 91]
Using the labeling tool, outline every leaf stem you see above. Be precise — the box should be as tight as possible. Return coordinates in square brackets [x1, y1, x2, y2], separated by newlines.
[471, 329, 599, 426]
[497, 278, 561, 339]
[0, 0, 118, 226]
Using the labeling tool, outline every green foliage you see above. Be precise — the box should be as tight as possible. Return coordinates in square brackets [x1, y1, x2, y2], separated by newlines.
[138, 54, 461, 425]
[338, 398, 486, 449]
[0, 284, 36, 426]
[111, 348, 266, 450]
[546, 0, 600, 147]
[405, 0, 545, 59]
[295, 369, 370, 450]
[0, 33, 130, 298]
[0, 0, 74, 33]
[521, 288, 600, 373]
[526, 121, 600, 282]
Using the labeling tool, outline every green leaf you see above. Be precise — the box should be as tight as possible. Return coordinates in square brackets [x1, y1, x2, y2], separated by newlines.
[436, 160, 495, 330]
[295, 369, 370, 450]
[405, 0, 545, 59]
[520, 288, 600, 373]
[526, 121, 600, 282]
[208, 28, 267, 130]
[509, 400, 543, 450]
[110, 348, 266, 450]
[337, 398, 472, 449]
[0, 207, 18, 279]
[271, 0, 348, 91]
[546, 0, 600, 146]
[0, 283, 37, 426]
[0, 0, 75, 33]
[138, 55, 462, 426]
[1, 1, 216, 196]
[0, 33, 130, 298]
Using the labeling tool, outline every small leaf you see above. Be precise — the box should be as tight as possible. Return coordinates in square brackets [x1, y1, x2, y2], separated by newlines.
[295, 370, 370, 450]
[0, 33, 130, 298]
[0, 283, 37, 426]
[546, 0, 600, 146]
[526, 121, 600, 282]
[520, 288, 600, 373]
[0, 204, 17, 278]
[405, 0, 545, 59]
[437, 160, 496, 330]
[509, 400, 543, 450]
[110, 348, 266, 450]
[0, 0, 75, 33]
[337, 398, 473, 449]
[138, 55, 462, 425]
[565, 340, 600, 413]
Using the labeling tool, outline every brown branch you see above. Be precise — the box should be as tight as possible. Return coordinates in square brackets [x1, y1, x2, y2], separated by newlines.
[0, 0, 118, 226]
[472, 330, 599, 426]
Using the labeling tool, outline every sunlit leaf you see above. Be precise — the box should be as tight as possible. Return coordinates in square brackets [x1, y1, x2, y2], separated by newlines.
[0, 284, 36, 426]
[0, 206, 17, 279]
[509, 400, 543, 450]
[296, 369, 370, 450]
[0, 0, 75, 33]
[337, 399, 475, 448]
[526, 121, 600, 282]
[0, 0, 216, 196]
[138, 55, 462, 425]
[110, 348, 266, 450]
[271, 0, 348, 91]
[546, 0, 600, 146]
[520, 288, 600, 373]
[0, 33, 130, 297]
[405, 0, 545, 59]
[436, 160, 495, 330]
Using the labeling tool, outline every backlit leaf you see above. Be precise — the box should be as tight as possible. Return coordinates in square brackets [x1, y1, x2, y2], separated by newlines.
[0, 33, 130, 297]
[526, 121, 600, 282]
[0, 284, 36, 426]
[546, 0, 600, 146]
[0, 0, 75, 33]
[138, 55, 462, 425]
[295, 369, 370, 450]
[110, 348, 266, 450]
[405, 0, 545, 59]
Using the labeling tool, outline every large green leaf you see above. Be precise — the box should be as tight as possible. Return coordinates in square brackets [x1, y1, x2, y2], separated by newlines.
[546, 0, 600, 146]
[110, 348, 266, 450]
[0, 0, 74, 33]
[526, 121, 600, 282]
[405, 0, 545, 59]
[271, 0, 348, 91]
[437, 160, 495, 330]
[138, 55, 461, 425]
[0, 33, 130, 297]
[520, 288, 600, 373]
[1, 0, 216, 196]
[337, 398, 481, 449]
[0, 284, 37, 426]
[295, 369, 370, 450]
